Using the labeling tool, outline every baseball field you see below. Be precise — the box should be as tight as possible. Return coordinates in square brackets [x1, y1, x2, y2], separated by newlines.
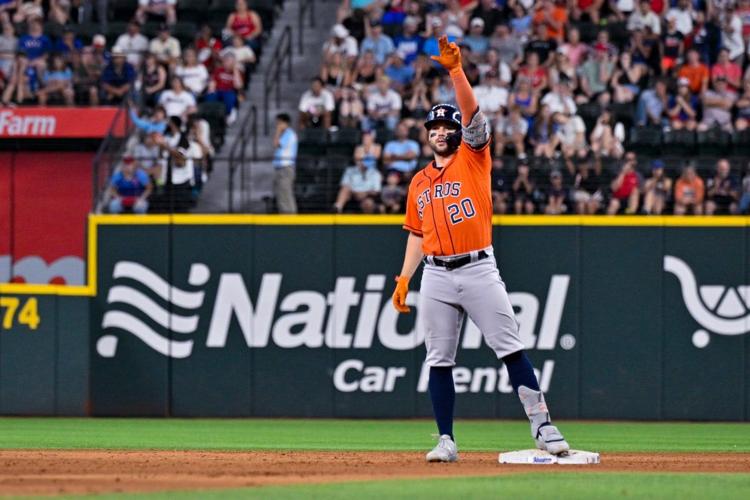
[0, 418, 748, 498]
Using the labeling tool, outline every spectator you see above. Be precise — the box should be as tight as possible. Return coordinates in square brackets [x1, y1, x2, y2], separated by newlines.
[364, 75, 402, 131]
[509, 3, 532, 43]
[667, 77, 698, 130]
[383, 51, 414, 91]
[541, 79, 576, 118]
[642, 159, 672, 215]
[665, 0, 694, 36]
[149, 23, 181, 68]
[512, 160, 537, 214]
[0, 19, 16, 81]
[660, 17, 684, 73]
[221, 33, 256, 74]
[404, 79, 432, 120]
[590, 109, 625, 158]
[474, 69, 508, 124]
[0, 1, 18, 17]
[205, 52, 243, 124]
[573, 157, 605, 214]
[559, 26, 587, 67]
[490, 23, 523, 69]
[225, 0, 263, 51]
[150, 122, 202, 213]
[1, 51, 36, 105]
[195, 24, 223, 72]
[298, 76, 335, 129]
[740, 164, 750, 214]
[272, 113, 298, 214]
[677, 49, 709, 95]
[93, 49, 135, 105]
[611, 51, 646, 104]
[711, 47, 741, 91]
[549, 48, 577, 88]
[557, 112, 588, 161]
[338, 85, 365, 128]
[442, 0, 470, 35]
[628, 0, 661, 35]
[673, 162, 705, 214]
[129, 102, 167, 135]
[721, 5, 744, 63]
[353, 128, 381, 170]
[607, 153, 641, 214]
[382, 121, 420, 176]
[175, 48, 209, 97]
[12, 0, 43, 24]
[140, 53, 167, 108]
[136, 0, 177, 26]
[509, 76, 538, 127]
[526, 23, 557, 66]
[495, 105, 528, 157]
[464, 18, 489, 56]
[158, 76, 197, 119]
[698, 76, 736, 132]
[491, 158, 510, 214]
[53, 26, 83, 65]
[346, 49, 379, 87]
[360, 19, 394, 65]
[49, 0, 72, 26]
[635, 77, 668, 127]
[472, 0, 505, 37]
[431, 73, 456, 105]
[114, 20, 149, 69]
[393, 16, 422, 65]
[135, 131, 165, 181]
[532, 0, 568, 43]
[333, 158, 383, 214]
[422, 18, 458, 59]
[530, 103, 558, 159]
[381, 171, 406, 214]
[572, 0, 604, 24]
[18, 17, 50, 71]
[579, 44, 614, 106]
[687, 10, 721, 66]
[108, 155, 152, 214]
[323, 23, 358, 64]
[517, 51, 548, 92]
[36, 53, 74, 105]
[74, 46, 104, 104]
[705, 158, 740, 214]
[544, 170, 570, 214]
[735, 79, 750, 131]
[320, 51, 348, 98]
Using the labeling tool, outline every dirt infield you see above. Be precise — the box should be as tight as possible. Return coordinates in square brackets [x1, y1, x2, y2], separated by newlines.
[0, 450, 748, 496]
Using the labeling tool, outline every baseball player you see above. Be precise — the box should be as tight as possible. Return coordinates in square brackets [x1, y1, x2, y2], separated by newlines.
[391, 36, 569, 463]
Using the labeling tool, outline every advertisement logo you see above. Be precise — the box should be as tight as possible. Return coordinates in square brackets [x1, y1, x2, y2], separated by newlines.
[0, 110, 55, 136]
[664, 255, 750, 348]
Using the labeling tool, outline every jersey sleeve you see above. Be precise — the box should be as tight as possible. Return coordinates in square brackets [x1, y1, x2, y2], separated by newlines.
[403, 181, 423, 236]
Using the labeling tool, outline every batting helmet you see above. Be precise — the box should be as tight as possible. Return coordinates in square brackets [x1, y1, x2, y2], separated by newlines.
[424, 103, 462, 131]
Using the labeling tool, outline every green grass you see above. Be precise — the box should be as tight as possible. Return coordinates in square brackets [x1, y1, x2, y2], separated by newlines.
[59, 473, 750, 500]
[0, 418, 748, 453]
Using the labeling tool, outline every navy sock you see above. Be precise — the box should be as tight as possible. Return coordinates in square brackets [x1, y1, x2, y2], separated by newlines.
[502, 350, 540, 394]
[428, 366, 455, 441]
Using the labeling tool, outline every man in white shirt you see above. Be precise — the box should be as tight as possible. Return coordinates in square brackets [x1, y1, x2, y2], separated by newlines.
[158, 77, 197, 119]
[473, 70, 508, 123]
[298, 77, 336, 129]
[322, 24, 358, 64]
[175, 48, 209, 96]
[149, 23, 181, 67]
[541, 79, 577, 118]
[114, 20, 149, 68]
[665, 0, 694, 36]
[628, 0, 661, 35]
[364, 75, 402, 131]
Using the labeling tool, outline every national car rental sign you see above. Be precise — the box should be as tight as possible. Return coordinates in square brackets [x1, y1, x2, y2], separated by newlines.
[0, 107, 125, 138]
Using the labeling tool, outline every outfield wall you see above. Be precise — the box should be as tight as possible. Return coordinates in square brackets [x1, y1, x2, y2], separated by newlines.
[2, 216, 749, 419]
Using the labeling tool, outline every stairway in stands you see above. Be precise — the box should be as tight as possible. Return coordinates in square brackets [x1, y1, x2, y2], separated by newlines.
[195, 0, 338, 213]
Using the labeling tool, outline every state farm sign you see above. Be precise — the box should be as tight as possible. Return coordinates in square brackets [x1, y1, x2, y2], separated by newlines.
[0, 107, 123, 138]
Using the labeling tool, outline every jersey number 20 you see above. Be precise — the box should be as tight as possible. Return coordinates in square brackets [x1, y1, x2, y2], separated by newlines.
[447, 198, 476, 224]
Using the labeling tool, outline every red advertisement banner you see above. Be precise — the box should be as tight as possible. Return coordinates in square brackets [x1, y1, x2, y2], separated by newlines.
[0, 107, 123, 138]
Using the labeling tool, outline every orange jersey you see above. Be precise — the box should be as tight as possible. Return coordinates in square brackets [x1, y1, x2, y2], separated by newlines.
[403, 140, 492, 256]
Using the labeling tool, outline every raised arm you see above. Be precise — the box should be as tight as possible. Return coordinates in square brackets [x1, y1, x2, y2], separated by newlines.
[430, 35, 489, 148]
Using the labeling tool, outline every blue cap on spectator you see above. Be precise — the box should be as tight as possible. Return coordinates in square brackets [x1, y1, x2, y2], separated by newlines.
[651, 159, 665, 170]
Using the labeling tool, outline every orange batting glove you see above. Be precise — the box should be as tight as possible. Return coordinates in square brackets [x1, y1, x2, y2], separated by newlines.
[392, 275, 411, 313]
[430, 35, 462, 73]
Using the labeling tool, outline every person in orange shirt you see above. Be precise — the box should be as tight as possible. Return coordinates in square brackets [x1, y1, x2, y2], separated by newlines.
[674, 162, 705, 214]
[391, 35, 570, 463]
[532, 0, 568, 42]
[677, 49, 710, 95]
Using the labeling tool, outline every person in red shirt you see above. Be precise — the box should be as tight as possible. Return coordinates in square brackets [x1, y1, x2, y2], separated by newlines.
[517, 51, 548, 92]
[225, 0, 263, 51]
[711, 48, 742, 91]
[607, 152, 642, 214]
[195, 24, 223, 73]
[205, 52, 244, 124]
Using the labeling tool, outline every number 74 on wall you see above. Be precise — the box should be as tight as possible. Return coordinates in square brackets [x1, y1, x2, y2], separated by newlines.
[0, 297, 40, 330]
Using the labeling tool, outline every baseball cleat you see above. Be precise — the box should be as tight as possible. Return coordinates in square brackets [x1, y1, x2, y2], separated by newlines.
[426, 434, 458, 462]
[536, 424, 570, 455]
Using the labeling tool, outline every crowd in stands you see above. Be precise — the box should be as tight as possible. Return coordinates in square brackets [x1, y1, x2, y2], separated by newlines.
[302, 0, 750, 215]
[0, 0, 270, 213]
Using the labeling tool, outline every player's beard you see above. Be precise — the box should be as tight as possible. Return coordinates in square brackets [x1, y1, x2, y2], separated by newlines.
[429, 140, 457, 158]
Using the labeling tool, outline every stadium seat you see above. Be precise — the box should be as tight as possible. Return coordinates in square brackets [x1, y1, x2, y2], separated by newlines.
[112, 0, 139, 21]
[327, 127, 361, 156]
[697, 128, 731, 156]
[732, 129, 750, 156]
[197, 102, 227, 149]
[628, 126, 662, 155]
[577, 102, 601, 133]
[662, 129, 696, 156]
[105, 22, 129, 46]
[171, 22, 198, 48]
[178, 0, 206, 24]
[298, 128, 328, 157]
